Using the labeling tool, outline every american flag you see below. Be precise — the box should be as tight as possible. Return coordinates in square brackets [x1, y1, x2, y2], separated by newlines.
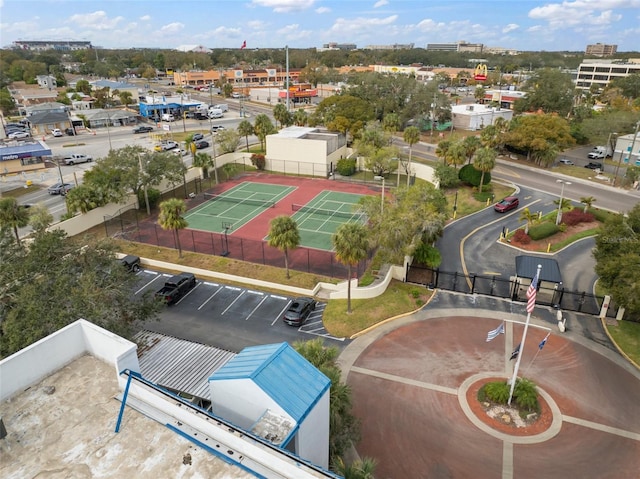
[526, 269, 540, 314]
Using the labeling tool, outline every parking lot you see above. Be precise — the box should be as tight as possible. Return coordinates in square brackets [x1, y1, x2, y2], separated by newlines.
[135, 269, 346, 352]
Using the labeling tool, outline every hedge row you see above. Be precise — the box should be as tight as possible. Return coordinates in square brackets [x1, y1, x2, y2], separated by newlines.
[528, 222, 560, 240]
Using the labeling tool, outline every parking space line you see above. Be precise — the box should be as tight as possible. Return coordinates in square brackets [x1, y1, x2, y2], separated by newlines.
[174, 282, 201, 305]
[203, 281, 220, 287]
[272, 300, 292, 326]
[270, 295, 288, 301]
[135, 272, 166, 295]
[222, 290, 246, 315]
[246, 294, 268, 320]
[198, 285, 224, 310]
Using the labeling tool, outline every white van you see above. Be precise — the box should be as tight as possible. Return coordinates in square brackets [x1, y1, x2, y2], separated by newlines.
[161, 113, 175, 122]
[213, 103, 229, 113]
[208, 108, 223, 119]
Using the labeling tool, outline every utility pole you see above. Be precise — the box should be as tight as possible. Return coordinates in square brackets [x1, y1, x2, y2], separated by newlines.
[285, 45, 290, 112]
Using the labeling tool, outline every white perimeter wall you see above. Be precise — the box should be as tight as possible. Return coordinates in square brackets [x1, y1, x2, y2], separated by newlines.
[295, 389, 330, 469]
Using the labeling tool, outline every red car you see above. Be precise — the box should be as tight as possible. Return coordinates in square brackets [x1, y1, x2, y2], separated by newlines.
[494, 196, 519, 213]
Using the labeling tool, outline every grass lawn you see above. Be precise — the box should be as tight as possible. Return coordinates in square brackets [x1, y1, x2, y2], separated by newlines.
[607, 320, 640, 366]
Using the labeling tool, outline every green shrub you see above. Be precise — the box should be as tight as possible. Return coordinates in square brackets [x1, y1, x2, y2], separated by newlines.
[411, 288, 421, 299]
[138, 188, 161, 210]
[591, 208, 616, 223]
[482, 381, 510, 403]
[459, 164, 490, 187]
[513, 378, 540, 413]
[336, 157, 357, 176]
[434, 163, 460, 189]
[528, 222, 560, 240]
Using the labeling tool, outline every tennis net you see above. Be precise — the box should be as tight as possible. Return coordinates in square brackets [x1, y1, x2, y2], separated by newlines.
[292, 203, 364, 219]
[204, 193, 275, 208]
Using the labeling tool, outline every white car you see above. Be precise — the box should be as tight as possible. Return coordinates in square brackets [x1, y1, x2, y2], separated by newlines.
[51, 129, 63, 137]
[8, 130, 30, 139]
[231, 92, 241, 98]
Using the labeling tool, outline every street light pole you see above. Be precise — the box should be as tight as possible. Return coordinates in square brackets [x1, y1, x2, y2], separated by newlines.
[555, 179, 571, 225]
[375, 175, 385, 214]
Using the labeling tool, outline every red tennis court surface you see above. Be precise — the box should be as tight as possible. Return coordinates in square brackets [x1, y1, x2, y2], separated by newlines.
[125, 173, 381, 278]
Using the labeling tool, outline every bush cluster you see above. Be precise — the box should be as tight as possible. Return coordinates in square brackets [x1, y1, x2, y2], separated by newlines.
[591, 208, 616, 223]
[512, 229, 531, 244]
[459, 164, 491, 187]
[528, 222, 560, 240]
[335, 158, 357, 176]
[561, 208, 595, 226]
[478, 379, 540, 416]
[250, 153, 265, 170]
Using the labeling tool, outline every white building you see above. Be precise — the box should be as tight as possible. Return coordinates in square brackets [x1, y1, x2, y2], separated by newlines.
[451, 103, 514, 131]
[575, 58, 640, 90]
[0, 319, 337, 479]
[614, 131, 640, 167]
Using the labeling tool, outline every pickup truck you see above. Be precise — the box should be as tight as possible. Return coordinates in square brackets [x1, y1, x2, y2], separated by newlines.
[155, 273, 197, 305]
[64, 154, 93, 165]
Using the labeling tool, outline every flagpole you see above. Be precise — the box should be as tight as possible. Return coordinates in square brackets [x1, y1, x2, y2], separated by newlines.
[508, 264, 542, 405]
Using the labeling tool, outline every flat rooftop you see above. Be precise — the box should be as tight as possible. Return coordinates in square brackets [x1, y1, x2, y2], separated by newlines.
[0, 354, 253, 478]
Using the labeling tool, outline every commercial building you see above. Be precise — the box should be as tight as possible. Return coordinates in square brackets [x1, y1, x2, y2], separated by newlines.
[319, 43, 357, 51]
[451, 103, 514, 131]
[575, 58, 640, 90]
[0, 319, 337, 478]
[363, 43, 414, 50]
[173, 68, 303, 89]
[0, 138, 52, 175]
[585, 43, 617, 57]
[427, 41, 484, 53]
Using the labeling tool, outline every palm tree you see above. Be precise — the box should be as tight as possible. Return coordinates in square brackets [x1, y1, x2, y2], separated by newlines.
[267, 215, 300, 279]
[580, 196, 596, 212]
[333, 457, 377, 479]
[158, 198, 188, 258]
[462, 135, 482, 164]
[403, 126, 420, 186]
[518, 207, 537, 235]
[253, 114, 275, 151]
[446, 140, 467, 170]
[332, 223, 369, 314]
[193, 152, 213, 178]
[473, 147, 497, 193]
[272, 103, 290, 129]
[237, 119, 254, 152]
[0, 198, 30, 246]
[293, 109, 308, 126]
[435, 139, 451, 164]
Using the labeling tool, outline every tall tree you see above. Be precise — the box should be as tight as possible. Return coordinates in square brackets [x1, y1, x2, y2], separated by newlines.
[462, 135, 482, 165]
[267, 215, 300, 279]
[518, 207, 538, 235]
[158, 198, 188, 258]
[273, 103, 293, 129]
[0, 198, 30, 246]
[402, 126, 420, 186]
[513, 68, 575, 116]
[332, 223, 369, 314]
[237, 119, 254, 152]
[473, 147, 497, 193]
[253, 114, 276, 151]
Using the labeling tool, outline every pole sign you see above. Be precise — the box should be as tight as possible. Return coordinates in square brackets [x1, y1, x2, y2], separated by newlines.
[474, 64, 488, 82]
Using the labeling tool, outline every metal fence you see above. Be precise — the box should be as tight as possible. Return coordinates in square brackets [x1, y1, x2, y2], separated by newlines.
[406, 263, 626, 320]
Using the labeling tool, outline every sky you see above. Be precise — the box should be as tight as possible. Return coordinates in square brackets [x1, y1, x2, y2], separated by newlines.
[1, 0, 639, 52]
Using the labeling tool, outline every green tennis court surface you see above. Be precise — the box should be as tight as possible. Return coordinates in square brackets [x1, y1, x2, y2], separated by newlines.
[185, 182, 295, 233]
[292, 191, 366, 250]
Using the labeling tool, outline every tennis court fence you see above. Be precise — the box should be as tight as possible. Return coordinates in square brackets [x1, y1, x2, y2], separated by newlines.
[292, 203, 365, 220]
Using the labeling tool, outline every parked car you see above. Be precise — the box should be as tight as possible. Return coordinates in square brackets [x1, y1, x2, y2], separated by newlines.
[494, 196, 519, 213]
[231, 92, 241, 98]
[51, 128, 63, 137]
[195, 140, 209, 149]
[283, 297, 317, 327]
[192, 133, 204, 141]
[155, 273, 197, 305]
[48, 182, 73, 195]
[211, 125, 226, 133]
[119, 255, 141, 273]
[587, 151, 606, 160]
[8, 130, 30, 139]
[132, 125, 154, 134]
[558, 158, 574, 165]
[65, 128, 76, 136]
[585, 162, 604, 170]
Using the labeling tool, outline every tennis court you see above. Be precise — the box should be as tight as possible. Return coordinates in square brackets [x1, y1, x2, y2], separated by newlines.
[291, 190, 366, 250]
[185, 182, 295, 233]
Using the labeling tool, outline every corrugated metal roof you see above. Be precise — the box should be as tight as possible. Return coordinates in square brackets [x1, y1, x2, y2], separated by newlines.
[135, 330, 236, 401]
[515, 256, 562, 283]
[211, 343, 331, 422]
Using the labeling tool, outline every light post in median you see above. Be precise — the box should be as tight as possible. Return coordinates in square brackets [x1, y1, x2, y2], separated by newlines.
[375, 175, 385, 214]
[555, 179, 571, 225]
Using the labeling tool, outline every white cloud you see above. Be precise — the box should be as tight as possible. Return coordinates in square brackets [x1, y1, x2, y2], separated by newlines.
[277, 24, 313, 40]
[248, 20, 268, 29]
[67, 11, 123, 31]
[251, 0, 315, 13]
[528, 0, 631, 29]
[159, 22, 184, 34]
[315, 7, 331, 14]
[140, 15, 151, 21]
[503, 23, 519, 33]
[373, 0, 389, 7]
[330, 15, 398, 35]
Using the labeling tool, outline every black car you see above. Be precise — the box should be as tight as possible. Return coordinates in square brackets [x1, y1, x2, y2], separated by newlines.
[65, 128, 75, 136]
[283, 297, 317, 326]
[195, 140, 209, 149]
[133, 125, 154, 134]
[119, 255, 141, 272]
[192, 133, 204, 141]
[585, 162, 603, 170]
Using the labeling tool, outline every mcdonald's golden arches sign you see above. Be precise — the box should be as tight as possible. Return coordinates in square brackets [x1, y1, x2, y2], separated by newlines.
[474, 64, 488, 81]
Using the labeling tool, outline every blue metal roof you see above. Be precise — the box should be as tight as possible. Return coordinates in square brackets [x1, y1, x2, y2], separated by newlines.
[211, 343, 331, 422]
